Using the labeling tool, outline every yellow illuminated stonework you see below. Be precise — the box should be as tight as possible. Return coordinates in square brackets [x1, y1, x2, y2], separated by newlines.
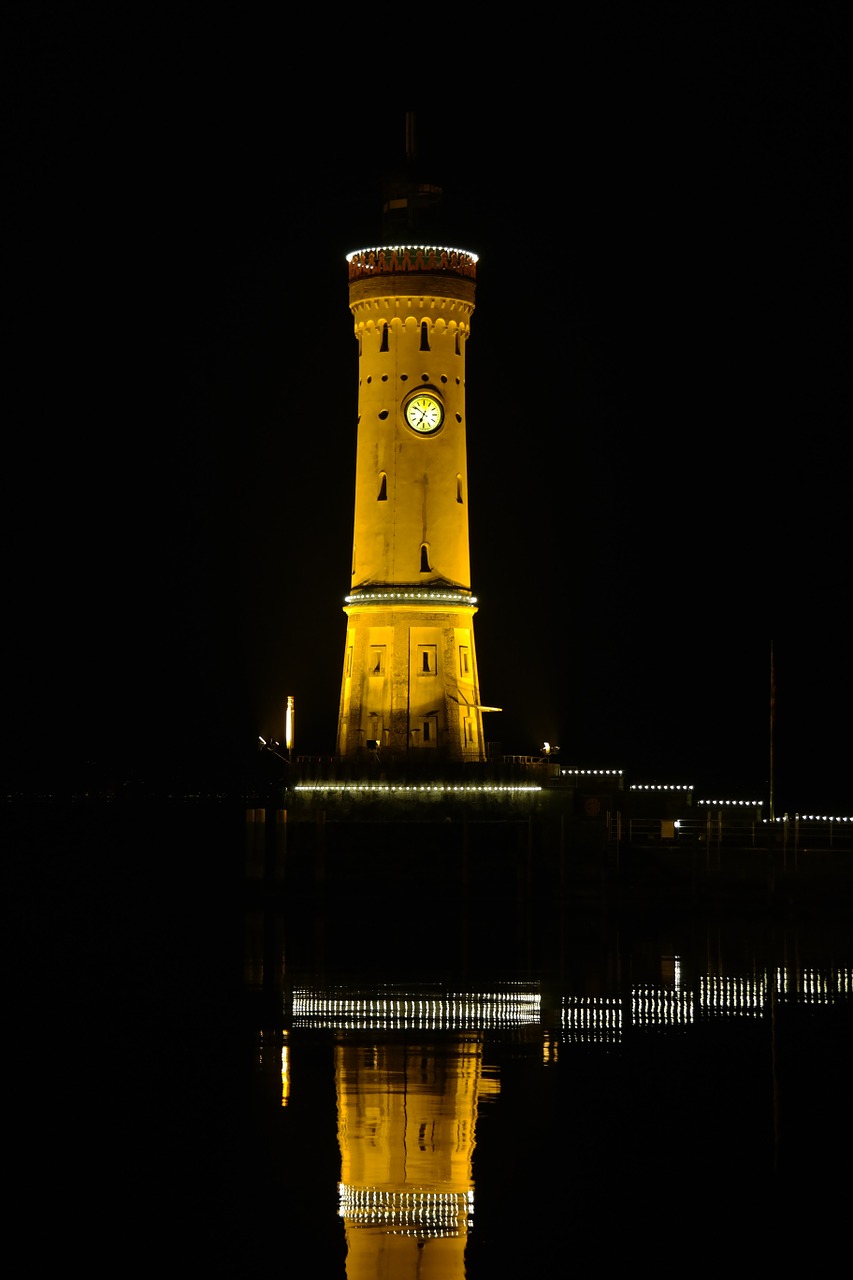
[336, 245, 488, 761]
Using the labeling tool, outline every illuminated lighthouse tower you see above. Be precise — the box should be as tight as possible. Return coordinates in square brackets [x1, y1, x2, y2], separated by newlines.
[336, 125, 490, 763]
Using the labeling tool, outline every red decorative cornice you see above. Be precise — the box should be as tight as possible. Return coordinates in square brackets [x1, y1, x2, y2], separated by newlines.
[347, 245, 478, 282]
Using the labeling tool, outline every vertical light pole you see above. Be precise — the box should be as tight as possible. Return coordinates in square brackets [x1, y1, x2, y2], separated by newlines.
[285, 695, 295, 765]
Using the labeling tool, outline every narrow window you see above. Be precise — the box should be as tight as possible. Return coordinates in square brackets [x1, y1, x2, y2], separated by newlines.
[377, 473, 387, 500]
[456, 474, 463, 504]
[380, 323, 389, 352]
[417, 645, 437, 675]
[420, 715, 438, 747]
[459, 646, 470, 677]
[420, 320, 430, 351]
[370, 646, 386, 675]
[420, 544, 431, 572]
[345, 646, 353, 678]
[455, 332, 461, 355]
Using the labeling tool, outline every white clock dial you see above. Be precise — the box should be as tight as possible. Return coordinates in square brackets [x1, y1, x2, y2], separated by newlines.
[404, 393, 444, 434]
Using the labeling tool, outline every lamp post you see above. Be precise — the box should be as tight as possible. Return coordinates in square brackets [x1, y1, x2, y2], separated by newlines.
[285, 695, 294, 765]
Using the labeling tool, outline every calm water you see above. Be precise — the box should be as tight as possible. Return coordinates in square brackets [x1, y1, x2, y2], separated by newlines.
[8, 802, 853, 1276]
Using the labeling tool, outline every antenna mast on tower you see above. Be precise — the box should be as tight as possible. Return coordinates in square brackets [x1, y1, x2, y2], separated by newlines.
[381, 112, 443, 241]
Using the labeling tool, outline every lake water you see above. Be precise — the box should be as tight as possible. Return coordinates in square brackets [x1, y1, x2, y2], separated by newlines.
[7, 801, 852, 1276]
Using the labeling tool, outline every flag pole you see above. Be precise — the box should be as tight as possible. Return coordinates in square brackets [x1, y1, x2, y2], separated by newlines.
[769, 641, 775, 823]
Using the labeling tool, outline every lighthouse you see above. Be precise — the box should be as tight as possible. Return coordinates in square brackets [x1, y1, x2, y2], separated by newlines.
[335, 123, 490, 764]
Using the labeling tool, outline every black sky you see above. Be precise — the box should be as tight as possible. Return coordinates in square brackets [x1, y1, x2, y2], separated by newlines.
[5, 12, 850, 810]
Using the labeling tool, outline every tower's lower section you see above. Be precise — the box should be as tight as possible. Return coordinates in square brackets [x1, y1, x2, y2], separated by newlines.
[336, 588, 485, 763]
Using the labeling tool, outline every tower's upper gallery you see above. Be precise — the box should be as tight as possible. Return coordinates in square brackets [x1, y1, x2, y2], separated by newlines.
[346, 245, 478, 283]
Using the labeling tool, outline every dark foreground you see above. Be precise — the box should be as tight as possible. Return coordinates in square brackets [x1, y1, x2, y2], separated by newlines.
[6, 799, 852, 1275]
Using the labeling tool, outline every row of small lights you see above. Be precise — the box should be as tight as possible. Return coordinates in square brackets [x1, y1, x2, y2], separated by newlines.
[697, 797, 761, 807]
[621, 784, 851, 821]
[290, 781, 851, 817]
[698, 803, 852, 822]
[294, 783, 541, 794]
[345, 589, 477, 605]
[783, 814, 852, 822]
[346, 244, 479, 263]
[563, 768, 624, 777]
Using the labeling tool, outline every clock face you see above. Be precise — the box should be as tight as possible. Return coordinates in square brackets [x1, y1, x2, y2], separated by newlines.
[404, 392, 444, 434]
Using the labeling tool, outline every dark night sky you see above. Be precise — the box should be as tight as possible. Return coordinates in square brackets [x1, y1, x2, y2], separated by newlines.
[5, 11, 850, 811]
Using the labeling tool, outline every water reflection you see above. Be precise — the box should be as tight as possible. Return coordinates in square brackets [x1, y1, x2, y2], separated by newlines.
[245, 897, 853, 1275]
[8, 803, 851, 1274]
[335, 1034, 482, 1276]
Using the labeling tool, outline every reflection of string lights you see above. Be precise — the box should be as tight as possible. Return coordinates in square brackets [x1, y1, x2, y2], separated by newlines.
[338, 1185, 474, 1237]
[287, 970, 852, 1039]
[559, 967, 853, 1041]
[562, 996, 623, 1044]
[292, 985, 541, 1031]
[799, 967, 853, 1003]
[700, 974, 769, 1017]
[632, 985, 694, 1028]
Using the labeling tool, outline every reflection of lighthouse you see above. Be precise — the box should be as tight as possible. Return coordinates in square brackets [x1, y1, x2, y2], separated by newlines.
[290, 983, 541, 1276]
[335, 1036, 491, 1279]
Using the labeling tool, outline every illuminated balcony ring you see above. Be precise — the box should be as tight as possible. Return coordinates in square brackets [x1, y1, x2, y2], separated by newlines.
[346, 244, 479, 282]
[345, 588, 478, 609]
